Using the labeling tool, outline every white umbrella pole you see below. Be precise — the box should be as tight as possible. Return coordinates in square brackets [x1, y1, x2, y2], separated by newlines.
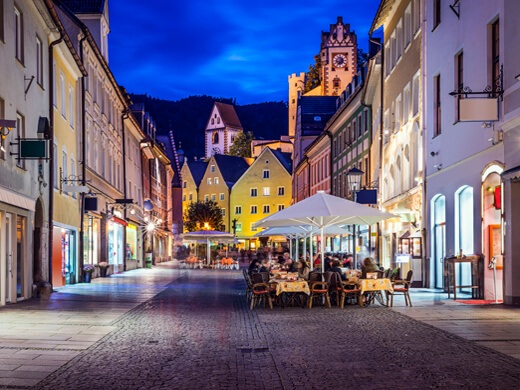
[310, 232, 314, 271]
[321, 228, 325, 273]
[289, 237, 293, 259]
[207, 238, 210, 265]
[303, 234, 307, 263]
[295, 236, 299, 262]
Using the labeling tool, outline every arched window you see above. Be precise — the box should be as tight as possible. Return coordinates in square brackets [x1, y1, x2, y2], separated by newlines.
[431, 194, 446, 288]
[212, 132, 219, 144]
[455, 185, 474, 254]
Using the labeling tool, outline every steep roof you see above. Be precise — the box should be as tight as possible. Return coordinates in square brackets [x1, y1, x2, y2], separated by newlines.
[213, 154, 252, 188]
[186, 160, 208, 187]
[214, 102, 242, 128]
[271, 149, 293, 175]
[157, 133, 182, 187]
[58, 0, 106, 13]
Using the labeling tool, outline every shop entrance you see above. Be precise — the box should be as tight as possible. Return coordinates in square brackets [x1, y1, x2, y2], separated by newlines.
[4, 213, 12, 303]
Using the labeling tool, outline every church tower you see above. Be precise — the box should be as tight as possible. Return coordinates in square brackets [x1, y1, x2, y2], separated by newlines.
[204, 102, 243, 159]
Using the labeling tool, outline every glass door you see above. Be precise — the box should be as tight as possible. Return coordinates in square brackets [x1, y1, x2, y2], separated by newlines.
[5, 213, 12, 303]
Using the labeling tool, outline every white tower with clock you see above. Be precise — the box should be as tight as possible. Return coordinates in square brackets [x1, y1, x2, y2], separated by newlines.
[204, 102, 243, 159]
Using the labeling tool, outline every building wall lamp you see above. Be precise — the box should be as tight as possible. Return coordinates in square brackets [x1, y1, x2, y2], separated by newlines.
[0, 119, 16, 139]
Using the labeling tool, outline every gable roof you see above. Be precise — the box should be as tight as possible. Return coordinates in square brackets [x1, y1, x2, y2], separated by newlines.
[186, 160, 208, 187]
[271, 149, 293, 175]
[58, 0, 106, 13]
[214, 102, 242, 128]
[213, 154, 252, 188]
[157, 133, 183, 187]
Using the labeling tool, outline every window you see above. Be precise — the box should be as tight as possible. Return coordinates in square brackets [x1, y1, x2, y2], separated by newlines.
[491, 19, 500, 94]
[53, 62, 57, 106]
[235, 222, 242, 232]
[214, 177, 219, 185]
[183, 181, 187, 188]
[413, 0, 420, 33]
[455, 186, 474, 255]
[62, 151, 68, 194]
[36, 36, 43, 86]
[433, 0, 441, 30]
[14, 6, 23, 62]
[221, 208, 226, 216]
[60, 72, 66, 118]
[403, 85, 411, 124]
[262, 169, 270, 179]
[69, 85, 74, 127]
[278, 205, 285, 211]
[71, 158, 76, 198]
[207, 178, 212, 185]
[412, 73, 420, 116]
[210, 164, 215, 172]
[250, 222, 257, 232]
[455, 51, 463, 121]
[405, 4, 412, 47]
[16, 113, 25, 169]
[183, 195, 186, 201]
[262, 187, 270, 196]
[212, 132, 219, 144]
[0, 0, 4, 42]
[250, 205, 257, 214]
[263, 205, 270, 214]
[235, 206, 242, 214]
[204, 195, 209, 202]
[0, 97, 5, 159]
[219, 193, 224, 201]
[189, 193, 193, 201]
[434, 74, 441, 136]
[278, 186, 285, 196]
[250, 188, 257, 197]
[211, 194, 216, 201]
[53, 141, 58, 186]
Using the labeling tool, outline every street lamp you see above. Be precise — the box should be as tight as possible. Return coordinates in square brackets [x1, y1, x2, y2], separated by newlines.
[346, 167, 364, 202]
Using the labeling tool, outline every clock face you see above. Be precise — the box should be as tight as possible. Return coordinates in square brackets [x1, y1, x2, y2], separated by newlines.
[333, 53, 347, 68]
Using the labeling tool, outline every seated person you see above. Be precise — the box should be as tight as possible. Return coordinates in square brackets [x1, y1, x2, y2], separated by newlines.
[361, 257, 378, 278]
[342, 254, 353, 269]
[259, 259, 270, 273]
[329, 260, 346, 280]
[248, 259, 261, 275]
[277, 255, 285, 265]
[297, 260, 310, 280]
[324, 256, 333, 272]
[284, 258, 295, 272]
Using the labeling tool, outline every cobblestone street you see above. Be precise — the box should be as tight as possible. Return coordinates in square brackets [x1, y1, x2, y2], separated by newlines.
[1, 262, 519, 389]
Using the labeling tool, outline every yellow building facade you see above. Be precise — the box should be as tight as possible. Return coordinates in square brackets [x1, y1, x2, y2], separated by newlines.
[51, 35, 86, 287]
[230, 148, 292, 249]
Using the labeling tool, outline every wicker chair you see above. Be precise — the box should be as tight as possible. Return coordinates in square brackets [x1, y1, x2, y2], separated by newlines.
[250, 282, 273, 310]
[389, 270, 413, 307]
[307, 280, 331, 309]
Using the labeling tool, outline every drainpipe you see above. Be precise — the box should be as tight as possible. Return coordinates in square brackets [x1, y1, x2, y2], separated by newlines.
[325, 131, 333, 194]
[47, 30, 64, 290]
[78, 33, 87, 279]
[121, 109, 129, 271]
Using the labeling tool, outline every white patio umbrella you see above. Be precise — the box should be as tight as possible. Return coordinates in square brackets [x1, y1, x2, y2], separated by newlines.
[183, 230, 235, 265]
[254, 191, 396, 272]
[254, 224, 352, 270]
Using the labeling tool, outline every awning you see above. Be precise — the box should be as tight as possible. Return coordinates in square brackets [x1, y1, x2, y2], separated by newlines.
[0, 187, 35, 211]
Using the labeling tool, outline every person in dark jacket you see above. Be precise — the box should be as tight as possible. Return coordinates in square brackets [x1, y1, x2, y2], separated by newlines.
[329, 260, 346, 280]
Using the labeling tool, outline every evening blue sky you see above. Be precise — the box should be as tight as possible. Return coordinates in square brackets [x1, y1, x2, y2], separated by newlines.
[108, 0, 381, 105]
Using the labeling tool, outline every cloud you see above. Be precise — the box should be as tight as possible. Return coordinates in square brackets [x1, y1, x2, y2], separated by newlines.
[109, 0, 381, 104]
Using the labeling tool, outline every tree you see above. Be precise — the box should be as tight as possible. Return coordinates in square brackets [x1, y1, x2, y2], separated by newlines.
[304, 54, 321, 94]
[229, 131, 253, 157]
[184, 200, 225, 232]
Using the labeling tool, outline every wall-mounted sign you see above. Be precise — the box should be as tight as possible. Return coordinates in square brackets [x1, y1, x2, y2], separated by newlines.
[19, 139, 47, 158]
[459, 97, 498, 122]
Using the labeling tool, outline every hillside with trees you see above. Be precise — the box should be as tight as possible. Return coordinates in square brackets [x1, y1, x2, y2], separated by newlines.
[129, 94, 288, 159]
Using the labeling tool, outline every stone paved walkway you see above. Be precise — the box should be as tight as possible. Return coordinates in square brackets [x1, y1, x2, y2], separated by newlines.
[0, 262, 519, 389]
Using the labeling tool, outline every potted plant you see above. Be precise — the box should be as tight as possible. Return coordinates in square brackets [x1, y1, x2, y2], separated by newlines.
[83, 264, 95, 283]
[98, 261, 109, 277]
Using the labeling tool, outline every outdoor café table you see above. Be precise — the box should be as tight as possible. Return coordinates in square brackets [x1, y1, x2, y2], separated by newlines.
[221, 257, 233, 269]
[356, 278, 394, 307]
[271, 279, 310, 308]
